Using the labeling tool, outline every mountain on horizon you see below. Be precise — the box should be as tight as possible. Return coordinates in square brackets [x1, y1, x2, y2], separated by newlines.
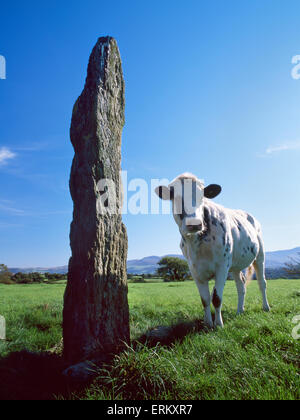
[8, 247, 300, 276]
[127, 247, 300, 275]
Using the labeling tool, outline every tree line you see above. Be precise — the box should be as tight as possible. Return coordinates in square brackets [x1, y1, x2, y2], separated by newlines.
[0, 264, 67, 284]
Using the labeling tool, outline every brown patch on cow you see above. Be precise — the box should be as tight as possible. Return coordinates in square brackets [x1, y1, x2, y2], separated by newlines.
[212, 288, 221, 308]
[197, 245, 213, 260]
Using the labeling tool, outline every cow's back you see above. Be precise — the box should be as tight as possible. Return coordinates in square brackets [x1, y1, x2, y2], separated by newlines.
[204, 200, 262, 272]
[228, 208, 261, 271]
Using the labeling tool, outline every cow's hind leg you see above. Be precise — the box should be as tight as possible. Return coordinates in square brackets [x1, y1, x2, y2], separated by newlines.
[232, 270, 246, 314]
[212, 268, 228, 328]
[253, 257, 270, 312]
[196, 282, 213, 328]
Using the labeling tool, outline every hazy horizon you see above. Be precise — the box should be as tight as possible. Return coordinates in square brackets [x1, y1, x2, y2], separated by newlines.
[6, 245, 300, 269]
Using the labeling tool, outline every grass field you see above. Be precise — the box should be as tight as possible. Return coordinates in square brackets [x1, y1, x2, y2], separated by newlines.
[0, 279, 299, 400]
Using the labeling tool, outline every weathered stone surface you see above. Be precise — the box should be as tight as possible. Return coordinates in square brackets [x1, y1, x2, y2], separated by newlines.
[63, 37, 130, 364]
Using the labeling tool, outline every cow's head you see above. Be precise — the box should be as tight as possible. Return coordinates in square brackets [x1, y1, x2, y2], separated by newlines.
[155, 173, 221, 235]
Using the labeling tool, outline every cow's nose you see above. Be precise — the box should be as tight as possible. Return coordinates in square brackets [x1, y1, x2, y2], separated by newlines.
[187, 223, 202, 232]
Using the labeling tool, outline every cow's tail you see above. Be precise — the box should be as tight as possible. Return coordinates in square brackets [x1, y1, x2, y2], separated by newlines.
[245, 264, 255, 286]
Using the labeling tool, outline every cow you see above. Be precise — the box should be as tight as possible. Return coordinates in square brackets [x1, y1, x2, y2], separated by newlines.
[155, 173, 270, 328]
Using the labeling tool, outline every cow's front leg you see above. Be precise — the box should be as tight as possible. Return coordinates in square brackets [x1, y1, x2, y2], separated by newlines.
[212, 269, 228, 328]
[196, 281, 213, 329]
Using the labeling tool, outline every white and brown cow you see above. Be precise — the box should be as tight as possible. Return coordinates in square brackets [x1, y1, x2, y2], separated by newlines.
[155, 173, 270, 328]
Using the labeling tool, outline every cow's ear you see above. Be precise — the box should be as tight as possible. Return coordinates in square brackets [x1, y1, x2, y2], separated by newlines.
[155, 186, 173, 200]
[204, 184, 222, 199]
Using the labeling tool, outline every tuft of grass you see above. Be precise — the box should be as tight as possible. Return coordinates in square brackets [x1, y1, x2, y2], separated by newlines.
[80, 344, 178, 400]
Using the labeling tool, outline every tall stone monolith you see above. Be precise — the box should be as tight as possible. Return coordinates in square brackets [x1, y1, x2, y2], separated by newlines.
[63, 37, 130, 364]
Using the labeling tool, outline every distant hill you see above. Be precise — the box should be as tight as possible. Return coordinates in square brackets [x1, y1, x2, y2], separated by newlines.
[127, 248, 300, 275]
[127, 255, 185, 274]
[264, 247, 300, 268]
[8, 247, 300, 278]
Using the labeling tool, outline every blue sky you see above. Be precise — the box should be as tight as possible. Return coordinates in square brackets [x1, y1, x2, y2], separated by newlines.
[0, 0, 300, 267]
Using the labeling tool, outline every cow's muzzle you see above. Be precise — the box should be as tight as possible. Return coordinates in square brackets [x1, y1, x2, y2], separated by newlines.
[186, 223, 202, 233]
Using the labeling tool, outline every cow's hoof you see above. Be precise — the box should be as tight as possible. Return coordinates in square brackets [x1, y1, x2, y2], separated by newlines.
[204, 321, 214, 330]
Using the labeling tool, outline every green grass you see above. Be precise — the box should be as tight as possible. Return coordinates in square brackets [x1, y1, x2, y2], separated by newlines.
[0, 283, 63, 356]
[0, 279, 299, 400]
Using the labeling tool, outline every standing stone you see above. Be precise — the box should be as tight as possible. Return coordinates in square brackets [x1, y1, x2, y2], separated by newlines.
[63, 37, 130, 364]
